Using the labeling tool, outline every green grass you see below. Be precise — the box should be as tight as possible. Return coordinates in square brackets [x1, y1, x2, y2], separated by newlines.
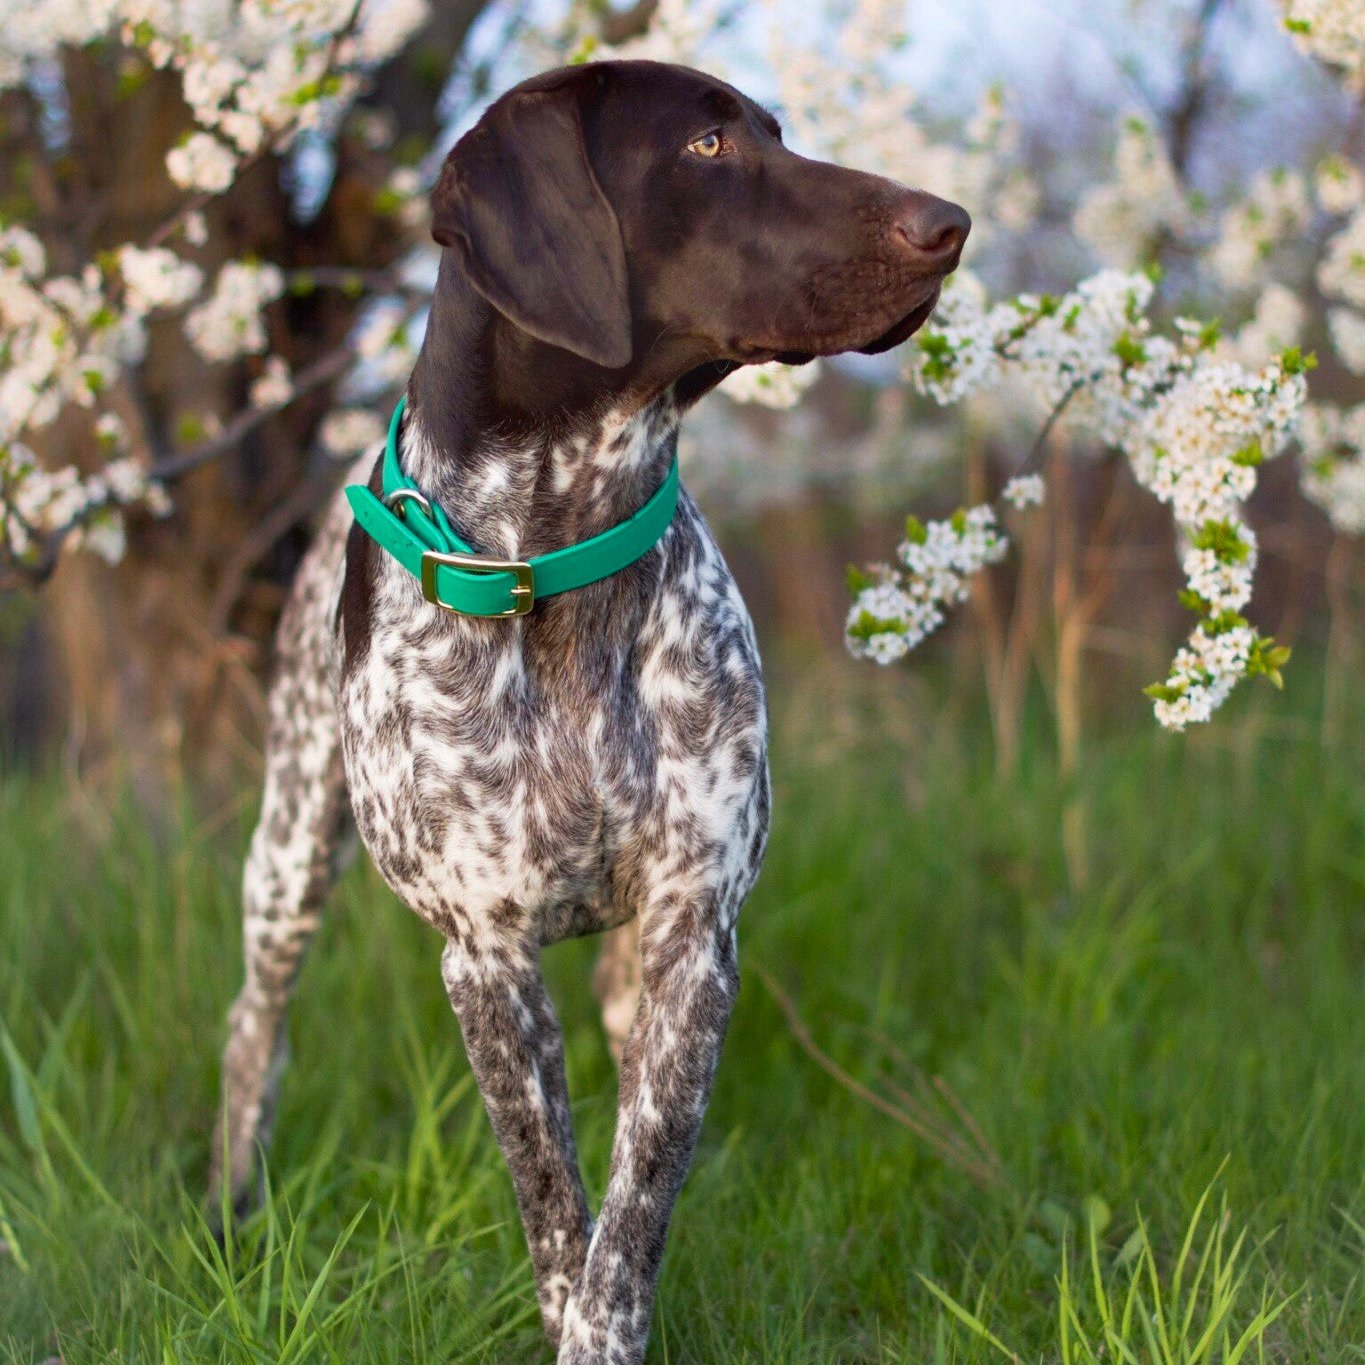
[0, 660, 1362, 1363]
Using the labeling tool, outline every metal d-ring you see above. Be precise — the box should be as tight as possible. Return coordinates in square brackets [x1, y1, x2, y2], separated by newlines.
[383, 487, 433, 521]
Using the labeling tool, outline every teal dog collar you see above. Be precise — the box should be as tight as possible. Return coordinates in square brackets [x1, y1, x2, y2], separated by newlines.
[346, 398, 680, 618]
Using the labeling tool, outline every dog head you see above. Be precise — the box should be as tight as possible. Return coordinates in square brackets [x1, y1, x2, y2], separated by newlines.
[431, 60, 969, 385]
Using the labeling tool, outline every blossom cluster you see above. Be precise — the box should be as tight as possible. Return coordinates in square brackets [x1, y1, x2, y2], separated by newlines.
[0, 0, 435, 572]
[845, 506, 1010, 664]
[1299, 402, 1365, 533]
[1222, 284, 1307, 369]
[1001, 474, 1046, 510]
[1, 418, 170, 570]
[855, 268, 1309, 730]
[1, 226, 149, 440]
[1282, 0, 1365, 83]
[318, 407, 386, 459]
[3, 1, 429, 193]
[909, 269, 1186, 447]
[184, 260, 286, 362]
[1207, 170, 1312, 289]
[1073, 117, 1193, 268]
[0, 220, 299, 571]
[719, 360, 822, 410]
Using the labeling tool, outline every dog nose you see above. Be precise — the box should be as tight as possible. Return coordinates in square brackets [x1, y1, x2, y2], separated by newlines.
[895, 194, 971, 268]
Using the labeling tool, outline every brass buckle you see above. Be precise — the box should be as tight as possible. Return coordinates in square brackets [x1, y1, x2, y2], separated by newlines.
[419, 549, 535, 617]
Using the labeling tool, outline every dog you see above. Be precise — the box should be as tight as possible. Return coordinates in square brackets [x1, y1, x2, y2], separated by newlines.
[210, 59, 968, 1365]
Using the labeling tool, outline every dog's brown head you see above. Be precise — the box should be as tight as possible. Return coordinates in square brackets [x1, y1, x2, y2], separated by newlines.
[430, 60, 969, 390]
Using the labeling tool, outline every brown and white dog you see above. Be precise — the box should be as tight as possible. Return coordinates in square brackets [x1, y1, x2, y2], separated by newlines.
[210, 59, 968, 1365]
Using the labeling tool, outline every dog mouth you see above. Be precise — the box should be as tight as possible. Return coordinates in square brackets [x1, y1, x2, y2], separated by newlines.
[855, 284, 943, 355]
[769, 283, 944, 366]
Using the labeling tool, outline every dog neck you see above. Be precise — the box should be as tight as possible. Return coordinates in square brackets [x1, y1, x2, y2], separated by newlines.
[402, 257, 682, 562]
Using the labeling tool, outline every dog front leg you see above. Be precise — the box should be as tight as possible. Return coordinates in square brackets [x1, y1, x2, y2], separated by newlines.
[558, 896, 740, 1365]
[440, 938, 593, 1347]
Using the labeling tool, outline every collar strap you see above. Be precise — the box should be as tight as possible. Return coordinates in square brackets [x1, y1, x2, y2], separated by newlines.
[345, 397, 680, 618]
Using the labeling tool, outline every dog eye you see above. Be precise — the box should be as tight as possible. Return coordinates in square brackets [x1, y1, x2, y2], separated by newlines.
[686, 131, 724, 158]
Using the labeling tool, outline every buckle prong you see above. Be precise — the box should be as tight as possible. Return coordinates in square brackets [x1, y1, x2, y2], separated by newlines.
[419, 549, 535, 617]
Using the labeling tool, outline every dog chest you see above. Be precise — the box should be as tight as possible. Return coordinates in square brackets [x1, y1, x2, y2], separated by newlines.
[336, 522, 768, 945]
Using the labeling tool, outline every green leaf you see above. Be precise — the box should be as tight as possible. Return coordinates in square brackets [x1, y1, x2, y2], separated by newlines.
[1143, 682, 1185, 703]
[176, 414, 206, 446]
[846, 610, 906, 643]
[846, 564, 875, 594]
[0, 1027, 41, 1152]
[1191, 519, 1251, 563]
[1112, 332, 1147, 369]
[904, 514, 928, 545]
[916, 1274, 1020, 1361]
[1083, 1194, 1113, 1237]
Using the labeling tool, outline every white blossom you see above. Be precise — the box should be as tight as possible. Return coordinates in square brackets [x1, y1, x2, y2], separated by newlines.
[117, 245, 204, 314]
[0, 0, 434, 572]
[166, 132, 238, 193]
[719, 361, 822, 409]
[882, 264, 1308, 728]
[184, 260, 284, 361]
[318, 406, 384, 458]
[1222, 284, 1305, 368]
[79, 510, 128, 565]
[1182, 531, 1256, 614]
[1314, 154, 1365, 213]
[0, 225, 46, 279]
[1, 432, 167, 568]
[1282, 0, 1365, 83]
[1328, 306, 1365, 373]
[1208, 169, 1311, 289]
[183, 211, 209, 247]
[1300, 401, 1365, 532]
[1001, 474, 1046, 510]
[1074, 116, 1192, 267]
[1317, 205, 1365, 306]
[95, 412, 129, 451]
[249, 354, 293, 409]
[1151, 624, 1256, 731]
[354, 300, 418, 387]
[1129, 359, 1301, 526]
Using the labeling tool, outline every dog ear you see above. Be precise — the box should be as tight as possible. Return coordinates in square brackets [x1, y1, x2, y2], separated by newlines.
[431, 79, 632, 370]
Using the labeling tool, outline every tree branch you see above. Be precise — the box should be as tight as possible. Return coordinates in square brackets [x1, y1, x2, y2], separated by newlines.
[2, 336, 361, 594]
